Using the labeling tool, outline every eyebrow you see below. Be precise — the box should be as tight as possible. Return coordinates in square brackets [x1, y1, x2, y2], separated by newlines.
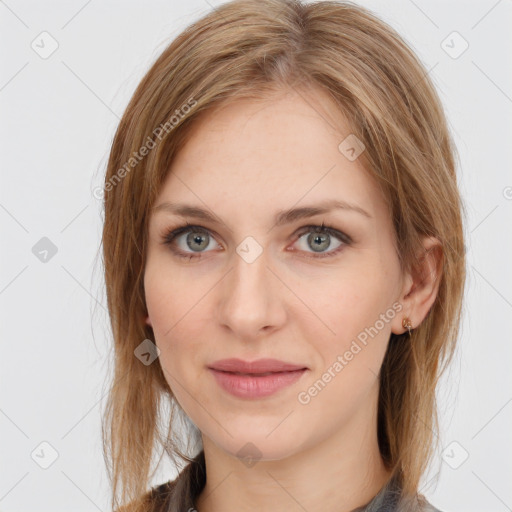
[153, 199, 372, 230]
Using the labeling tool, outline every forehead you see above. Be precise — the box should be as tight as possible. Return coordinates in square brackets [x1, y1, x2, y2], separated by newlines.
[178, 87, 352, 166]
[155, 88, 388, 224]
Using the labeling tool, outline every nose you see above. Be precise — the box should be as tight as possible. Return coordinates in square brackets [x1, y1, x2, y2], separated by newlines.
[215, 245, 287, 341]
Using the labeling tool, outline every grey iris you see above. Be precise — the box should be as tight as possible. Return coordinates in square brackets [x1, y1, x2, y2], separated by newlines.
[308, 232, 330, 252]
[186, 231, 209, 252]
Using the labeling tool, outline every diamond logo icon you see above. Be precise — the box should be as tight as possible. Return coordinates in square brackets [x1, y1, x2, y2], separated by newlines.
[236, 236, 263, 264]
[134, 338, 160, 365]
[441, 440, 469, 469]
[338, 134, 365, 161]
[441, 31, 469, 59]
[236, 442, 262, 468]
[32, 237, 58, 263]
[31, 441, 59, 469]
[31, 31, 59, 59]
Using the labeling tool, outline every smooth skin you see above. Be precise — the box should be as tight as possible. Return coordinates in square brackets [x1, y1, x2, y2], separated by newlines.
[144, 86, 442, 512]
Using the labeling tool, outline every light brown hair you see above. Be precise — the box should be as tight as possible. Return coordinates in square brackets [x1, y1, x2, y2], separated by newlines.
[100, 0, 467, 510]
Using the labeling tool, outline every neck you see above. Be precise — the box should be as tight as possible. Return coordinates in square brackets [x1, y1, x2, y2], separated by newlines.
[195, 396, 392, 512]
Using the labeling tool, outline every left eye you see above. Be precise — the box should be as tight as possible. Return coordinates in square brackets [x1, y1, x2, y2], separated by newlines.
[161, 222, 351, 260]
[293, 224, 350, 258]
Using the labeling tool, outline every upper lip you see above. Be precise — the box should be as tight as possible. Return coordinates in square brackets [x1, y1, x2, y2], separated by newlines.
[208, 358, 308, 374]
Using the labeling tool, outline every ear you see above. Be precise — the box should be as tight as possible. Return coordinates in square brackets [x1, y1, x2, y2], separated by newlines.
[391, 236, 443, 335]
[145, 315, 152, 327]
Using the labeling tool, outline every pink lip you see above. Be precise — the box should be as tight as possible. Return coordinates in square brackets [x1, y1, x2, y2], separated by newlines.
[207, 358, 308, 399]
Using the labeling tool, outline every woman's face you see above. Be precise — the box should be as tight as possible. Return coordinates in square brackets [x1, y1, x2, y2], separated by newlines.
[144, 87, 407, 461]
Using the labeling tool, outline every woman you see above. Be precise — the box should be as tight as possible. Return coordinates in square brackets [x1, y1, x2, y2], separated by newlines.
[100, 1, 466, 511]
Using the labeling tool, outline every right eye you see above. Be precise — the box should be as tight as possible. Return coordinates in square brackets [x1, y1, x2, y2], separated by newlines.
[161, 223, 222, 260]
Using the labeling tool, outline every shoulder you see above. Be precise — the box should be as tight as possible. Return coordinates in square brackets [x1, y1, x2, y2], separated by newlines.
[377, 478, 446, 512]
[115, 479, 179, 512]
[143, 478, 178, 512]
[141, 451, 205, 512]
[417, 494, 446, 512]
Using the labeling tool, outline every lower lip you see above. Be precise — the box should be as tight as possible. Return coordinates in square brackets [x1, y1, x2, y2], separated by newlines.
[209, 368, 307, 399]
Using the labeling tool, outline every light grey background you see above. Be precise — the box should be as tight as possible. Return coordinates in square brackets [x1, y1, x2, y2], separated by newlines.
[1, 1, 511, 511]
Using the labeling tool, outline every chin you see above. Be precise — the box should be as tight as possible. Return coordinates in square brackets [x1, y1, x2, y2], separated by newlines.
[208, 424, 306, 465]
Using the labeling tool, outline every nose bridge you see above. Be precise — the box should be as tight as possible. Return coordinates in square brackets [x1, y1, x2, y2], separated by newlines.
[217, 239, 285, 336]
[233, 242, 269, 295]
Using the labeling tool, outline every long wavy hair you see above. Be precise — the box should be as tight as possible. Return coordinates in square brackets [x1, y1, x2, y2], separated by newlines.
[99, 0, 467, 510]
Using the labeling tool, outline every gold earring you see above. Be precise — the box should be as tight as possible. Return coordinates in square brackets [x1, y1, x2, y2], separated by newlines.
[402, 317, 413, 336]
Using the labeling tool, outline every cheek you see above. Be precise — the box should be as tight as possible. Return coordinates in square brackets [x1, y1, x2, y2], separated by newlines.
[303, 268, 394, 370]
[144, 259, 207, 336]
[144, 263, 211, 379]
[295, 276, 393, 425]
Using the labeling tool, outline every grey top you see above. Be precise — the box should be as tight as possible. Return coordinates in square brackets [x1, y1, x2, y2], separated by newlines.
[144, 450, 443, 512]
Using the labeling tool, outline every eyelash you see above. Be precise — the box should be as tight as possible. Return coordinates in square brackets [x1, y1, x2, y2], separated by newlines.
[160, 221, 352, 261]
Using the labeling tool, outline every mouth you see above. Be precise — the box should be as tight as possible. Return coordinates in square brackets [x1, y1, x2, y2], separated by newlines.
[207, 357, 308, 374]
[208, 367, 308, 399]
[216, 370, 301, 376]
